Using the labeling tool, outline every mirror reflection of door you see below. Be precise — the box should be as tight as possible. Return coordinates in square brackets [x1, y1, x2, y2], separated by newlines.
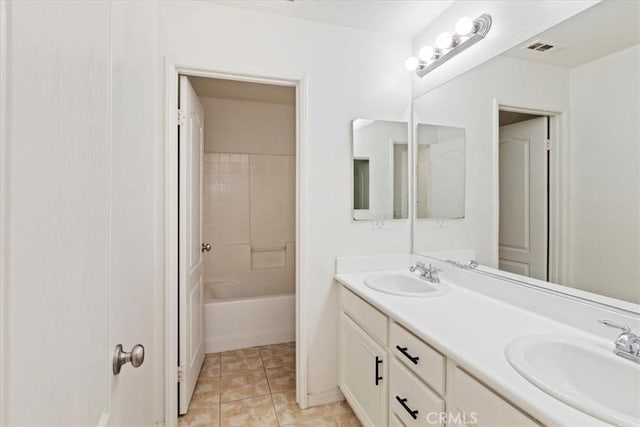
[353, 158, 370, 211]
[393, 143, 409, 219]
[498, 113, 549, 281]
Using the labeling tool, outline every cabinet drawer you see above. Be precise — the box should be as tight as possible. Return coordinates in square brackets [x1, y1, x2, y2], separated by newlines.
[342, 287, 388, 345]
[390, 322, 445, 395]
[451, 367, 539, 426]
[390, 358, 445, 427]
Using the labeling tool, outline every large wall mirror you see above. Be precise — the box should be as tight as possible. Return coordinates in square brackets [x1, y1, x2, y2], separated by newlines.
[412, 0, 640, 309]
[352, 119, 409, 221]
[416, 123, 466, 219]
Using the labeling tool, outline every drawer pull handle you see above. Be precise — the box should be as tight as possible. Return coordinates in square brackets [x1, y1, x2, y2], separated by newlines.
[396, 345, 420, 365]
[374, 356, 383, 385]
[395, 395, 419, 420]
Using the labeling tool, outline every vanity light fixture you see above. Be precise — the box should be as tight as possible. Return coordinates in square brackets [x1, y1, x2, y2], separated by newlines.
[405, 14, 492, 77]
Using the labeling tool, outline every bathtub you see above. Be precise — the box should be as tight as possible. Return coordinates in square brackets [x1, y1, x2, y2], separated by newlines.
[203, 281, 295, 353]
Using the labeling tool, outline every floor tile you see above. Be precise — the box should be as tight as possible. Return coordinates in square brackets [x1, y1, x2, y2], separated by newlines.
[281, 416, 337, 426]
[262, 351, 295, 369]
[190, 378, 220, 409]
[266, 365, 296, 393]
[178, 406, 219, 427]
[199, 359, 221, 380]
[220, 370, 270, 402]
[260, 342, 295, 355]
[333, 411, 362, 427]
[220, 395, 278, 427]
[272, 391, 344, 425]
[221, 354, 263, 376]
[221, 346, 261, 358]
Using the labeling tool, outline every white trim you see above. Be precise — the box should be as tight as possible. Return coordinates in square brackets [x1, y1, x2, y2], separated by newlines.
[163, 59, 179, 427]
[493, 101, 567, 284]
[164, 61, 309, 424]
[295, 74, 309, 410]
[0, 1, 9, 424]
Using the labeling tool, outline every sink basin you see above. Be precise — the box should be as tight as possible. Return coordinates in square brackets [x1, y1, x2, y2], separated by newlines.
[364, 273, 450, 297]
[505, 335, 640, 426]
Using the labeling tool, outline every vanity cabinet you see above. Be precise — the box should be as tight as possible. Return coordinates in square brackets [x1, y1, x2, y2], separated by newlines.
[339, 285, 540, 427]
[340, 313, 388, 426]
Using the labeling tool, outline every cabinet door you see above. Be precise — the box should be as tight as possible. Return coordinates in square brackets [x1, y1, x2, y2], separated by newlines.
[340, 313, 388, 427]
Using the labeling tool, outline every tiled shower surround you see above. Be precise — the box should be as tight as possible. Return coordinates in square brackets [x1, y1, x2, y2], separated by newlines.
[203, 152, 295, 296]
[178, 343, 362, 427]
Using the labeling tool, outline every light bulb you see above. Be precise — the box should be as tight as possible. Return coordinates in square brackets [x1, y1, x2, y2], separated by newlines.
[435, 32, 453, 50]
[418, 45, 435, 61]
[404, 56, 420, 71]
[455, 16, 474, 36]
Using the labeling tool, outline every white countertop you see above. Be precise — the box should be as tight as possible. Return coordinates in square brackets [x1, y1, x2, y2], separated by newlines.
[335, 268, 616, 427]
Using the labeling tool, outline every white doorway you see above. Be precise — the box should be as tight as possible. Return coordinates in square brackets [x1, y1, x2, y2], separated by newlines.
[166, 64, 308, 424]
[498, 110, 551, 281]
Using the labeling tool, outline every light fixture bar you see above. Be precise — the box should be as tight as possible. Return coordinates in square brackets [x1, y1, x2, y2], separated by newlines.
[413, 14, 492, 78]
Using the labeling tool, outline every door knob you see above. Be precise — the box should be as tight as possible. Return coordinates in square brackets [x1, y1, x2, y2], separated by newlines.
[201, 243, 212, 252]
[113, 344, 145, 375]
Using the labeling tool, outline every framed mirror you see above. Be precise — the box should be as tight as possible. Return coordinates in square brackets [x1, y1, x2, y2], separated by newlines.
[416, 123, 466, 219]
[352, 119, 409, 221]
[412, 0, 640, 311]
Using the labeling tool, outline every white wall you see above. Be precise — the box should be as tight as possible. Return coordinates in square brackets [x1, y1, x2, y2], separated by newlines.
[201, 97, 295, 155]
[413, 56, 570, 265]
[158, 0, 412, 401]
[567, 44, 640, 303]
[410, 0, 598, 98]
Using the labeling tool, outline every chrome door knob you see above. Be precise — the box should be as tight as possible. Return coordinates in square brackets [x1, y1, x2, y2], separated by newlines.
[201, 243, 212, 252]
[113, 344, 145, 375]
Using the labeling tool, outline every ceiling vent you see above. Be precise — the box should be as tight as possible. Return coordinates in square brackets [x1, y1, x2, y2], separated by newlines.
[523, 40, 560, 53]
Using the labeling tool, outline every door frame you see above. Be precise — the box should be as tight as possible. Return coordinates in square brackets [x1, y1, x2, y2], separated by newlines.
[492, 101, 567, 284]
[0, 1, 9, 423]
[163, 60, 308, 425]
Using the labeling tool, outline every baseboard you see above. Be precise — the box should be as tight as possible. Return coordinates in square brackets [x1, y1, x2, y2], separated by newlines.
[306, 388, 345, 407]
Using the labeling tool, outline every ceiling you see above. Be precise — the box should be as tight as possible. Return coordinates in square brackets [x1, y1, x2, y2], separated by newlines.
[209, 0, 454, 37]
[499, 111, 543, 127]
[506, 0, 640, 68]
[189, 76, 296, 104]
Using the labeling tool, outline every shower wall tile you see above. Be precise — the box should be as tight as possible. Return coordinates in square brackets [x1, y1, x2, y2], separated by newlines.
[249, 155, 295, 249]
[203, 151, 295, 293]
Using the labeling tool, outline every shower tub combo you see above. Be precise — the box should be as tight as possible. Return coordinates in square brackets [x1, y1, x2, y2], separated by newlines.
[203, 280, 295, 353]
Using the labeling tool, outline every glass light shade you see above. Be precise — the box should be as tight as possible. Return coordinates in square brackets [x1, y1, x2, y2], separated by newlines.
[418, 46, 435, 61]
[455, 17, 474, 36]
[404, 56, 420, 71]
[435, 32, 453, 50]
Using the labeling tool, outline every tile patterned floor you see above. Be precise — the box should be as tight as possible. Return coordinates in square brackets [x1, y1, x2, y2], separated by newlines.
[178, 342, 362, 427]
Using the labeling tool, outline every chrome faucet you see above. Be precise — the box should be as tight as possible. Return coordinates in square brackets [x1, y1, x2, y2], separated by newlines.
[600, 320, 640, 364]
[409, 262, 441, 283]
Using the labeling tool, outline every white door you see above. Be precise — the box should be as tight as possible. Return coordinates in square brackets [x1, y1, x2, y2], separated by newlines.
[3, 1, 157, 425]
[178, 75, 206, 414]
[499, 117, 548, 280]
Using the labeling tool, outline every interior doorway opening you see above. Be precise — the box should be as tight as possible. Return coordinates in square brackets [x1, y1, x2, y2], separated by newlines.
[166, 66, 305, 425]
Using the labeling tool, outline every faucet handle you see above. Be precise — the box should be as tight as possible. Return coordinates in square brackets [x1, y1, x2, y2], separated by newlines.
[415, 261, 425, 267]
[599, 320, 631, 333]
